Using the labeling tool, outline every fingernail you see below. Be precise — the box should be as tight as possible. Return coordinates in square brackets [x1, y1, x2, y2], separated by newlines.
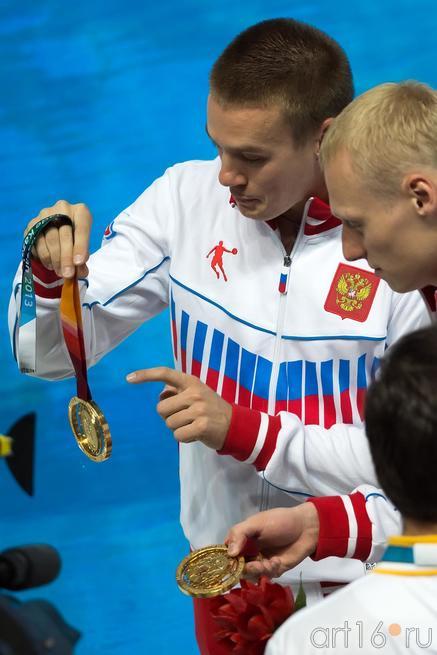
[227, 543, 237, 556]
[63, 266, 74, 277]
[126, 372, 137, 382]
[73, 255, 83, 265]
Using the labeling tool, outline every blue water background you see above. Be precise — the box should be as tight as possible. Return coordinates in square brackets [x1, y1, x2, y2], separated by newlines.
[0, 1, 436, 653]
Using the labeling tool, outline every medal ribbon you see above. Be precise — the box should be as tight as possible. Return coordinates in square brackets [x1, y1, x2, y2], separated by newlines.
[18, 215, 91, 401]
[18, 215, 67, 373]
[60, 277, 92, 402]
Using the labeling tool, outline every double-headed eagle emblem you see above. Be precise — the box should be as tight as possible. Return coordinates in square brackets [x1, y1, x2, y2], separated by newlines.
[336, 272, 372, 313]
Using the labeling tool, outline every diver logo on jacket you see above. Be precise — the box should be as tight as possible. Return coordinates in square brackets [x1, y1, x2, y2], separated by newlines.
[206, 241, 238, 282]
[325, 263, 380, 322]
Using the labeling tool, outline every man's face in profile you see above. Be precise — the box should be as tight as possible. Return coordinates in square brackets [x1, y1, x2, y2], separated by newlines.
[325, 149, 437, 293]
[206, 94, 322, 221]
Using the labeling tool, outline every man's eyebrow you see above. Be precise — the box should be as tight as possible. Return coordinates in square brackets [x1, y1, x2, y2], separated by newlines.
[204, 125, 269, 154]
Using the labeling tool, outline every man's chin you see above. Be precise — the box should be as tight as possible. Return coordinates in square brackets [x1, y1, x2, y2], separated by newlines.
[238, 208, 265, 220]
[380, 272, 420, 294]
[236, 203, 272, 221]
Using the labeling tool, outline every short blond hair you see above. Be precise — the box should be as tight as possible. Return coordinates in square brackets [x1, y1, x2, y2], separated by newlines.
[320, 81, 437, 197]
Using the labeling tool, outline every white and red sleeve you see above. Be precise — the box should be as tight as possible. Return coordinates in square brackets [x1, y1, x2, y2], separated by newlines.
[218, 404, 377, 496]
[307, 487, 400, 563]
[9, 169, 176, 381]
[218, 405, 282, 471]
[31, 259, 63, 299]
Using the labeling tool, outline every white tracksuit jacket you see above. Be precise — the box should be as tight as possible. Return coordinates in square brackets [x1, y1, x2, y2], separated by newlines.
[8, 158, 431, 592]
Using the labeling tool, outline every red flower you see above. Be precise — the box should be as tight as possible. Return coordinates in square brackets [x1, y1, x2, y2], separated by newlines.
[210, 577, 294, 654]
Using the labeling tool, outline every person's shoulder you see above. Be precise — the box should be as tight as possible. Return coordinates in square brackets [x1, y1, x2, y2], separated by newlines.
[163, 158, 223, 203]
[270, 576, 381, 644]
[269, 573, 436, 654]
[299, 575, 377, 623]
[125, 157, 223, 219]
[166, 157, 220, 180]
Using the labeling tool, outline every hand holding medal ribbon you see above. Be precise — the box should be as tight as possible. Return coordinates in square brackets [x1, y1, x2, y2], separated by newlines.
[19, 214, 112, 462]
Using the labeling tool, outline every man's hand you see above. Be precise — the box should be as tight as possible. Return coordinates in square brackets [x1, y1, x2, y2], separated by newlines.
[225, 503, 320, 580]
[25, 200, 92, 279]
[126, 367, 233, 450]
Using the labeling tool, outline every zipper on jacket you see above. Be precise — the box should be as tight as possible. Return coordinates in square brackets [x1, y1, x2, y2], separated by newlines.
[267, 198, 313, 416]
[260, 198, 313, 510]
[278, 256, 292, 294]
[261, 254, 292, 511]
[267, 255, 291, 416]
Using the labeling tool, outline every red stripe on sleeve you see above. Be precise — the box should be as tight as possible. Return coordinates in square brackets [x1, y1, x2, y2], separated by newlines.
[349, 492, 373, 560]
[31, 258, 61, 283]
[218, 404, 261, 461]
[308, 495, 350, 560]
[253, 415, 281, 471]
[33, 280, 63, 299]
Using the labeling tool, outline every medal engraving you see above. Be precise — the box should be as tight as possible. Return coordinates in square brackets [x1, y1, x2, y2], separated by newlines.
[176, 545, 244, 598]
[68, 397, 112, 462]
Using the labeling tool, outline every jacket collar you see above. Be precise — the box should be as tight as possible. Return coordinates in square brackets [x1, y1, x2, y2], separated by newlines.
[304, 197, 341, 235]
[374, 535, 437, 576]
[229, 195, 341, 236]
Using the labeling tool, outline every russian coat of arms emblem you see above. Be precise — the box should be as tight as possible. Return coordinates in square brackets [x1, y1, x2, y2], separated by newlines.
[325, 264, 380, 322]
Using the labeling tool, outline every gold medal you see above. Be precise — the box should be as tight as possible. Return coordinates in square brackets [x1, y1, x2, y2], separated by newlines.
[176, 545, 245, 598]
[68, 396, 112, 462]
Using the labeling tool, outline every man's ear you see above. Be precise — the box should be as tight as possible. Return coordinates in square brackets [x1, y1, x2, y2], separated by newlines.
[315, 118, 333, 156]
[402, 173, 437, 215]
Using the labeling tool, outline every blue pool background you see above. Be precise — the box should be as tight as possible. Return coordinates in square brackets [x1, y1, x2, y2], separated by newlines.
[1, 1, 436, 653]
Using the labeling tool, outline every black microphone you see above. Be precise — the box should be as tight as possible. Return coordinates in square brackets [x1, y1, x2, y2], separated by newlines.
[0, 545, 61, 591]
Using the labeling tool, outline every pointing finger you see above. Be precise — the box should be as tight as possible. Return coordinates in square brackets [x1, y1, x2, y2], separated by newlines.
[126, 367, 192, 390]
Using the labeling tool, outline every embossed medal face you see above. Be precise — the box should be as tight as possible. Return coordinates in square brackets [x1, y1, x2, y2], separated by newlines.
[68, 397, 112, 462]
[176, 545, 245, 598]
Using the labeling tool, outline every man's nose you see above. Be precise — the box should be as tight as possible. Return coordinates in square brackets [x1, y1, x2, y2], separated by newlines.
[218, 155, 247, 188]
[342, 226, 367, 262]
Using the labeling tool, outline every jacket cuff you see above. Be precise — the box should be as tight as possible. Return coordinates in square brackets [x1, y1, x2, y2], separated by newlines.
[218, 404, 281, 471]
[31, 258, 63, 299]
[308, 492, 372, 561]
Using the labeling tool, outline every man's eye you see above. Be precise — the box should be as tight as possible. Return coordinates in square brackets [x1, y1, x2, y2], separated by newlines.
[241, 154, 264, 162]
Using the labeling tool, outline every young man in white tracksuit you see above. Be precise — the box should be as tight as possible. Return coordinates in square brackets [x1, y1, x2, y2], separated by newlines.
[9, 24, 431, 655]
[267, 325, 437, 655]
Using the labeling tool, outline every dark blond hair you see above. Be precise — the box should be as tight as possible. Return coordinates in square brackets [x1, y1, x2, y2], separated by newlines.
[320, 81, 437, 196]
